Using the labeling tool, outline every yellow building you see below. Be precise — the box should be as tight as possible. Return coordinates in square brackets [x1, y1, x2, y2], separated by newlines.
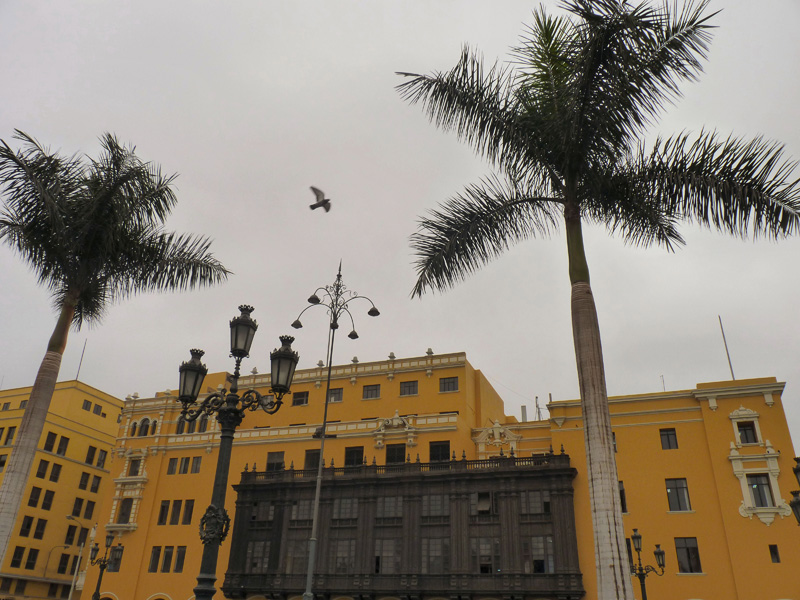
[86, 352, 800, 600]
[0, 380, 124, 600]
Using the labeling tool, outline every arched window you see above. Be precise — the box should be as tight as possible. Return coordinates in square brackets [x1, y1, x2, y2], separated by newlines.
[177, 416, 185, 435]
[186, 418, 197, 434]
[198, 415, 208, 433]
[150, 420, 157, 435]
[116, 498, 133, 524]
[129, 422, 138, 437]
[139, 419, 150, 436]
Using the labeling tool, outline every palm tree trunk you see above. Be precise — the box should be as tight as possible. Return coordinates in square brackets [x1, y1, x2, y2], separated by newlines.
[565, 206, 633, 600]
[0, 299, 74, 565]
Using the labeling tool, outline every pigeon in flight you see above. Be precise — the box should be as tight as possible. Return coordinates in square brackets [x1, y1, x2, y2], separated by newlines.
[309, 186, 331, 212]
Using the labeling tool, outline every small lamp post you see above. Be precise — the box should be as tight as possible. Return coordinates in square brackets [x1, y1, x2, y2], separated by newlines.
[630, 528, 665, 600]
[89, 532, 123, 600]
[177, 305, 299, 600]
[790, 457, 800, 525]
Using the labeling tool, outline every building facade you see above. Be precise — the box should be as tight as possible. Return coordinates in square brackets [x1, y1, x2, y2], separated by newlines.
[0, 380, 123, 600]
[84, 351, 800, 600]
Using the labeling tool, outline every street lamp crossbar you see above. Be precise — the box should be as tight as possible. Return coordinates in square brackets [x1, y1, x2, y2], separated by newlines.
[630, 528, 665, 600]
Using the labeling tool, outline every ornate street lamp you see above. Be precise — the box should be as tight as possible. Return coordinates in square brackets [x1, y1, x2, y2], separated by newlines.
[89, 532, 123, 600]
[630, 529, 665, 600]
[177, 305, 299, 600]
[790, 457, 800, 525]
[291, 264, 379, 600]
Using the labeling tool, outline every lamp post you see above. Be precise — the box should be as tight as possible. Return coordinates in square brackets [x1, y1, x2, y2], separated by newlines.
[790, 457, 800, 525]
[291, 264, 380, 600]
[630, 529, 665, 600]
[88, 532, 123, 600]
[177, 305, 300, 600]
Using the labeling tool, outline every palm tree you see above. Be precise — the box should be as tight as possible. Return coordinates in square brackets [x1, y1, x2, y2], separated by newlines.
[0, 131, 230, 563]
[397, 1, 800, 598]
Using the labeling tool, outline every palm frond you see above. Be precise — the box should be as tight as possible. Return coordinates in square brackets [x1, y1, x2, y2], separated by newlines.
[411, 176, 561, 297]
[645, 131, 800, 238]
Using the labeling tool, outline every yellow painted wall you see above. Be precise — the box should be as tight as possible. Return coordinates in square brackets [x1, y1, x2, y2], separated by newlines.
[0, 381, 123, 600]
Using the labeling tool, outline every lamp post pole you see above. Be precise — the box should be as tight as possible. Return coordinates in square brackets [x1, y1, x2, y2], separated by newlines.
[290, 264, 380, 600]
[630, 529, 665, 600]
[177, 305, 299, 600]
[88, 533, 124, 600]
[66, 514, 94, 600]
[790, 457, 800, 525]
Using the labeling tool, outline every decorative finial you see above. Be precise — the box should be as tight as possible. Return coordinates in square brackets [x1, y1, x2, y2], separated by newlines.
[352, 356, 359, 364]
[389, 352, 396, 360]
[426, 348, 433, 356]
[317, 360, 324, 368]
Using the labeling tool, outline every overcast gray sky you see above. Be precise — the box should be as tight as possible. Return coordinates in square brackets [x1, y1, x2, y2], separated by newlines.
[1, 1, 798, 445]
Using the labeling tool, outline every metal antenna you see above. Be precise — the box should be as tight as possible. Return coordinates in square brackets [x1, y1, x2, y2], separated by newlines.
[718, 315, 736, 380]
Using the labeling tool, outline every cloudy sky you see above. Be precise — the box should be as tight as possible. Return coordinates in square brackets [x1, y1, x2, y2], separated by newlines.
[1, 1, 799, 444]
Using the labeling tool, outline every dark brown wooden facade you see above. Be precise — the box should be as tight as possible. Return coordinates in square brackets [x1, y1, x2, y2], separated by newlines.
[223, 453, 584, 600]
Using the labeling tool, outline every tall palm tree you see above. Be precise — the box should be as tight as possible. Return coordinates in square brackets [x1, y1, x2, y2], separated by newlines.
[397, 1, 800, 598]
[0, 131, 230, 563]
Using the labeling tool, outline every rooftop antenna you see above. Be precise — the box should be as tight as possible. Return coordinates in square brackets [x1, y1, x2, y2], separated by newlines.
[75, 339, 87, 381]
[535, 396, 543, 421]
[660, 375, 665, 392]
[718, 315, 736, 380]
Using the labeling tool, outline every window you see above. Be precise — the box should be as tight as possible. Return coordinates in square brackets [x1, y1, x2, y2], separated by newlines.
[77, 528, 88, 546]
[44, 432, 57, 452]
[167, 458, 178, 474]
[344, 446, 364, 466]
[19, 400, 27, 409]
[421, 537, 449, 573]
[524, 535, 555, 573]
[57, 553, 69, 574]
[520, 490, 551, 514]
[660, 428, 678, 449]
[170, 500, 183, 525]
[666, 478, 691, 511]
[747, 474, 774, 507]
[28, 487, 41, 508]
[422, 494, 449, 517]
[333, 497, 359, 519]
[85, 446, 96, 464]
[148, 547, 162, 573]
[619, 481, 628, 512]
[329, 539, 355, 573]
[470, 537, 501, 573]
[176, 417, 185, 435]
[33, 519, 47, 540]
[93, 404, 102, 415]
[328, 388, 343, 403]
[88, 474, 100, 493]
[191, 456, 202, 473]
[56, 437, 69, 456]
[179, 457, 190, 474]
[36, 459, 49, 478]
[42, 490, 54, 510]
[139, 419, 151, 436]
[198, 415, 208, 433]
[158, 501, 170, 525]
[117, 499, 133, 525]
[82, 400, 92, 411]
[429, 440, 450, 462]
[72, 498, 83, 517]
[362, 384, 381, 399]
[97, 450, 107, 468]
[245, 540, 270, 573]
[439, 377, 458, 392]
[161, 546, 174, 572]
[19, 516, 33, 537]
[0, 579, 9, 593]
[49, 463, 62, 483]
[174, 546, 187, 573]
[79, 473, 89, 490]
[612, 431, 617, 453]
[183, 500, 194, 525]
[291, 499, 313, 521]
[399, 380, 418, 396]
[0, 455, 6, 473]
[675, 537, 702, 573]
[292, 391, 309, 406]
[128, 459, 141, 477]
[13, 581, 26, 595]
[4, 427, 16, 445]
[304, 449, 320, 471]
[386, 443, 406, 464]
[374, 538, 400, 573]
[266, 452, 285, 472]
[130, 422, 138, 437]
[84, 500, 95, 519]
[10, 546, 25, 568]
[767, 544, 780, 563]
[49, 583, 59, 597]
[1, 403, 9, 411]
[24, 548, 39, 570]
[377, 496, 403, 519]
[285, 540, 308, 574]
[470, 491, 497, 515]
[64, 525, 77, 545]
[737, 421, 758, 444]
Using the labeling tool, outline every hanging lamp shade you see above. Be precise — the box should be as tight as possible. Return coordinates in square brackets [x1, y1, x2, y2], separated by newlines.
[230, 305, 258, 359]
[270, 335, 299, 399]
[179, 349, 208, 404]
[654, 544, 666, 569]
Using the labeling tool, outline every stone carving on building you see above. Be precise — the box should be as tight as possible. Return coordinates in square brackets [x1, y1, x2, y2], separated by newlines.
[373, 410, 417, 448]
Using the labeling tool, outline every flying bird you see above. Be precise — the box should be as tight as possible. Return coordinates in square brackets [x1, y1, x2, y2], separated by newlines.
[309, 186, 331, 212]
